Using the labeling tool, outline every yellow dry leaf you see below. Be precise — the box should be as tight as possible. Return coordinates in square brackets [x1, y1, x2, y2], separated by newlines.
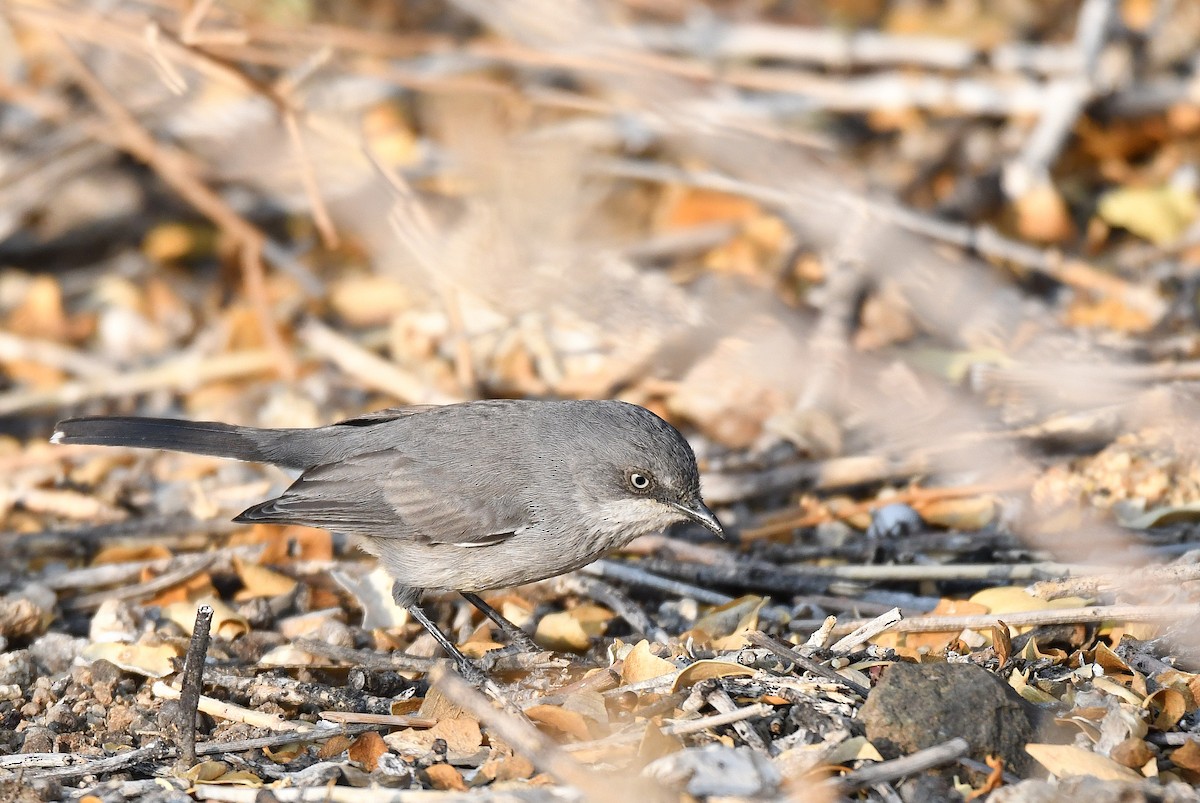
[162, 597, 248, 641]
[387, 716, 482, 757]
[233, 557, 297, 600]
[1025, 743, 1141, 781]
[672, 660, 756, 692]
[82, 642, 179, 678]
[620, 640, 677, 685]
[914, 496, 997, 530]
[692, 596, 765, 642]
[329, 275, 414, 328]
[637, 723, 683, 766]
[535, 611, 592, 652]
[143, 222, 204, 263]
[185, 761, 229, 782]
[258, 644, 320, 666]
[525, 704, 593, 741]
[825, 736, 885, 766]
[1098, 185, 1198, 245]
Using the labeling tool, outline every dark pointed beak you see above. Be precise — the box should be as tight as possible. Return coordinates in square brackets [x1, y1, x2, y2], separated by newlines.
[670, 500, 726, 539]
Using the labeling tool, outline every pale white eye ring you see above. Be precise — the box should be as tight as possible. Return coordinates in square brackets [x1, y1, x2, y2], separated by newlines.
[629, 472, 651, 490]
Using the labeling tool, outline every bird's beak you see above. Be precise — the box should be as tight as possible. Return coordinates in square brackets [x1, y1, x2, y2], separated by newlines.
[670, 500, 726, 539]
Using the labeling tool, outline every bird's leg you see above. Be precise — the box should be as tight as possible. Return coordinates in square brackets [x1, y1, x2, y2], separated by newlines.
[461, 592, 540, 653]
[393, 582, 489, 686]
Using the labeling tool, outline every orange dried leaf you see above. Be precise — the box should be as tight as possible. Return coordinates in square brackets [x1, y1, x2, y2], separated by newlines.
[526, 704, 592, 741]
[233, 557, 298, 599]
[348, 731, 389, 772]
[425, 763, 467, 791]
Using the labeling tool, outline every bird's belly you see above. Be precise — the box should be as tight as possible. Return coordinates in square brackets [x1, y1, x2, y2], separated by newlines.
[357, 531, 613, 593]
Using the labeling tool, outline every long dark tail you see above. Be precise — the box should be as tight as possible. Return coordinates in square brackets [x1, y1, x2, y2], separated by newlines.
[51, 417, 307, 468]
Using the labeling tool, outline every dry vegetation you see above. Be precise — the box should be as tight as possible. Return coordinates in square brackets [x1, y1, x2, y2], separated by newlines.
[4, 0, 1200, 800]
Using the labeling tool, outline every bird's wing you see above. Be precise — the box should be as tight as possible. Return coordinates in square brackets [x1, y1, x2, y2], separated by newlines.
[233, 449, 528, 546]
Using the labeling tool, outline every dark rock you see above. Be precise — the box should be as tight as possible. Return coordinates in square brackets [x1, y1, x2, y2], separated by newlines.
[859, 661, 1037, 776]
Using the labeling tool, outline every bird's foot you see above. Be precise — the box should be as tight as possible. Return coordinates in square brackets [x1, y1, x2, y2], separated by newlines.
[502, 629, 540, 654]
[449, 654, 492, 688]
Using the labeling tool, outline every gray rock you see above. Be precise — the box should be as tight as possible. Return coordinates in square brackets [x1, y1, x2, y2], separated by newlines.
[859, 661, 1038, 776]
[642, 744, 780, 797]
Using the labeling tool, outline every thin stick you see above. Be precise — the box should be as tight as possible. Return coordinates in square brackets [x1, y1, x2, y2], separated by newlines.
[746, 631, 869, 697]
[835, 737, 970, 792]
[661, 702, 773, 736]
[0, 349, 277, 417]
[827, 603, 1200, 637]
[829, 607, 903, 653]
[177, 604, 214, 768]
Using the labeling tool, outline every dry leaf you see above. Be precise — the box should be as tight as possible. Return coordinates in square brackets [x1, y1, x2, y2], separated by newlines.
[329, 275, 415, 328]
[1025, 743, 1141, 781]
[92, 544, 172, 564]
[535, 611, 593, 652]
[425, 763, 467, 791]
[824, 736, 884, 766]
[233, 558, 297, 599]
[1170, 739, 1200, 771]
[386, 716, 483, 759]
[1098, 185, 1198, 245]
[162, 598, 248, 640]
[621, 640, 677, 684]
[1144, 687, 1189, 730]
[525, 704, 593, 741]
[81, 642, 179, 678]
[672, 660, 756, 691]
[1110, 737, 1154, 769]
[348, 731, 389, 772]
[1013, 182, 1074, 243]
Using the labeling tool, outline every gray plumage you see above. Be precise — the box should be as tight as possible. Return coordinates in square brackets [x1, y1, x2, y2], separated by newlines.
[53, 400, 722, 609]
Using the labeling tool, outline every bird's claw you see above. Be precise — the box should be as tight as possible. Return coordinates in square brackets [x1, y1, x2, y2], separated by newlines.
[451, 656, 491, 687]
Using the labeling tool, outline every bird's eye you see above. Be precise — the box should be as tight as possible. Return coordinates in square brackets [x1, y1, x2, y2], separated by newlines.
[629, 471, 652, 490]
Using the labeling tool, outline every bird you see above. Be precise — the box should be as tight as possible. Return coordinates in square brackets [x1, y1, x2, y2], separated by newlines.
[52, 399, 724, 682]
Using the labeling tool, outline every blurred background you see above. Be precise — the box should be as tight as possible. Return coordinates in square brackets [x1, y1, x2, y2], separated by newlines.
[4, 0, 1200, 564]
[10, 1, 1200, 795]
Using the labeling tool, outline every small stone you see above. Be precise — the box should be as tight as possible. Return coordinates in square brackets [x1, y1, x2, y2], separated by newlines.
[859, 661, 1037, 776]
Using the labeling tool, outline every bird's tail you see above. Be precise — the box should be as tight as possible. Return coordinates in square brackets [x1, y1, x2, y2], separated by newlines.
[51, 417, 298, 467]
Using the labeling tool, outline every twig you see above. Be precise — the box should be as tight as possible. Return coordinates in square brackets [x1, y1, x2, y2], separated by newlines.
[583, 560, 733, 606]
[560, 575, 669, 642]
[152, 681, 314, 732]
[835, 737, 970, 793]
[25, 739, 173, 781]
[318, 711, 436, 728]
[177, 604, 214, 768]
[1027, 563, 1200, 600]
[61, 555, 217, 611]
[826, 603, 1200, 636]
[298, 318, 461, 405]
[660, 702, 773, 736]
[0, 349, 277, 417]
[829, 607, 903, 653]
[746, 631, 870, 697]
[53, 38, 294, 377]
[704, 688, 768, 752]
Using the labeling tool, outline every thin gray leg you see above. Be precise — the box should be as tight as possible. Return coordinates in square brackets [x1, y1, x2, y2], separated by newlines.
[461, 592, 540, 652]
[392, 581, 488, 685]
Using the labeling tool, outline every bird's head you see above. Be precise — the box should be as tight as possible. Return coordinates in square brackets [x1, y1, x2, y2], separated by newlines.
[569, 402, 725, 541]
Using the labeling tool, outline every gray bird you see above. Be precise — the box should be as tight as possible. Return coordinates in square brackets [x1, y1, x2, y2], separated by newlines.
[52, 399, 724, 681]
